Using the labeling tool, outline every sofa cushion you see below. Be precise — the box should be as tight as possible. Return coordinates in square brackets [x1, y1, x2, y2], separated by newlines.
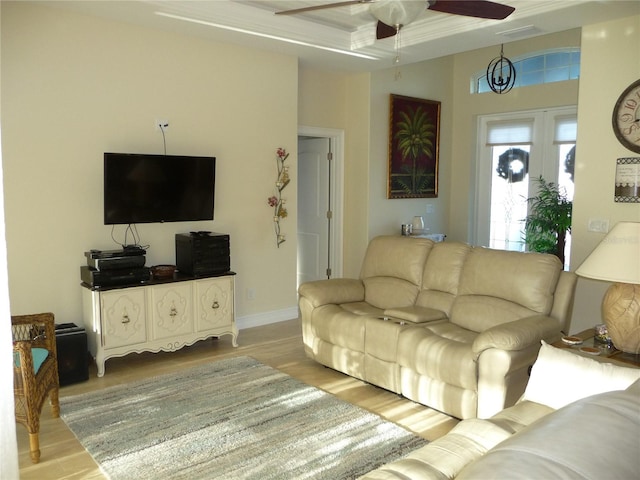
[398, 324, 478, 390]
[451, 296, 544, 334]
[472, 315, 561, 355]
[13, 347, 49, 374]
[298, 278, 365, 307]
[451, 248, 562, 332]
[341, 302, 384, 316]
[522, 340, 640, 409]
[363, 276, 421, 310]
[457, 386, 640, 480]
[310, 305, 366, 352]
[359, 236, 434, 310]
[360, 235, 434, 285]
[415, 243, 472, 316]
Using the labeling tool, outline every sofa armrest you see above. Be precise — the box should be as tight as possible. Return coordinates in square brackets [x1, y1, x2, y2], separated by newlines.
[458, 388, 640, 480]
[298, 278, 365, 307]
[472, 315, 561, 355]
[383, 306, 447, 324]
[360, 419, 512, 480]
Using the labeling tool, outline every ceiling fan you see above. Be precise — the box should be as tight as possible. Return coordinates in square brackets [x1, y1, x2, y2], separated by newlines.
[275, 0, 515, 40]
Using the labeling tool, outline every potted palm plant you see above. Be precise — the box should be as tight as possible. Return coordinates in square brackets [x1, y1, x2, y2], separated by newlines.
[524, 176, 572, 265]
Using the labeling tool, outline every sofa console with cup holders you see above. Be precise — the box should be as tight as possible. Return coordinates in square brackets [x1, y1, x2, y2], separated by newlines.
[298, 235, 578, 419]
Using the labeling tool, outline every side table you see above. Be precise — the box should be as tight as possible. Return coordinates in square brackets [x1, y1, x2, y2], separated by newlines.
[552, 329, 640, 368]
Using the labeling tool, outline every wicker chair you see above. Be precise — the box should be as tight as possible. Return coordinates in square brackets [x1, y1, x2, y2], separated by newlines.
[12, 312, 60, 463]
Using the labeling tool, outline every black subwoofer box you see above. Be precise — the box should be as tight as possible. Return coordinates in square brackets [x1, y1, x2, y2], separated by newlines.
[55, 323, 89, 386]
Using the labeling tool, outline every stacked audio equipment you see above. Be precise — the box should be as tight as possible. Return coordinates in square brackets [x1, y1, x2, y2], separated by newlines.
[81, 246, 150, 287]
[175, 232, 230, 276]
[55, 323, 89, 386]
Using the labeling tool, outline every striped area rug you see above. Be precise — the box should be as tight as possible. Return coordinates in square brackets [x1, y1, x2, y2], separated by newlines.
[60, 356, 427, 479]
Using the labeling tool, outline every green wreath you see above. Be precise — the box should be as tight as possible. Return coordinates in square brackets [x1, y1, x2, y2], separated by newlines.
[496, 148, 529, 183]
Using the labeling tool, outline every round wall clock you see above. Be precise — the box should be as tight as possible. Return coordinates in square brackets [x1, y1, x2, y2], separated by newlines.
[612, 78, 640, 154]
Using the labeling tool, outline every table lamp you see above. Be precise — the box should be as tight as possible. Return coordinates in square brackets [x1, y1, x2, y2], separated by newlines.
[575, 222, 640, 354]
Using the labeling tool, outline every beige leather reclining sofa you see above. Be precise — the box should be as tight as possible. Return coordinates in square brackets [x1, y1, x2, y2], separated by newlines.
[298, 235, 578, 419]
[360, 341, 640, 479]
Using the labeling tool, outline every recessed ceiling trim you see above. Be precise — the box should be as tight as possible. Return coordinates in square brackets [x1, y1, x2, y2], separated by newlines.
[155, 11, 382, 60]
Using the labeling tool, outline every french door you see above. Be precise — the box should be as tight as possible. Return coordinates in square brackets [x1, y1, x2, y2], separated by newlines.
[474, 107, 576, 267]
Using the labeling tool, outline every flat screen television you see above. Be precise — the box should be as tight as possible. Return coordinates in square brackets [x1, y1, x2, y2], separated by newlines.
[104, 153, 216, 225]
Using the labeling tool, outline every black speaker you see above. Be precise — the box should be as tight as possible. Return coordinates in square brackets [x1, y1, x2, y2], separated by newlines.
[175, 232, 230, 276]
[55, 323, 89, 386]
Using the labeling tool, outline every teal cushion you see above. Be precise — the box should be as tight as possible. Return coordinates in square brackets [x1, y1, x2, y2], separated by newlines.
[13, 347, 49, 374]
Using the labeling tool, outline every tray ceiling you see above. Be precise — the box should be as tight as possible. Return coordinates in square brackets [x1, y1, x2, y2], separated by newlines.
[40, 1, 640, 72]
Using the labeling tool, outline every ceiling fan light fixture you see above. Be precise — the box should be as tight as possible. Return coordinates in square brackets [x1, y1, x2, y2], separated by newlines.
[369, 0, 426, 28]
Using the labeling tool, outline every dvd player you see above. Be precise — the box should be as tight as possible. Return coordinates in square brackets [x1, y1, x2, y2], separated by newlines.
[81, 266, 150, 287]
[86, 255, 146, 271]
[85, 246, 146, 260]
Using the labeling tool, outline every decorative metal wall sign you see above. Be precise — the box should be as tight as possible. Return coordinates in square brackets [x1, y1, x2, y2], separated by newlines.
[615, 157, 640, 203]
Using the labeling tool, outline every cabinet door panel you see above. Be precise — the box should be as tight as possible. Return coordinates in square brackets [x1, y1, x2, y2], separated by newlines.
[149, 283, 193, 340]
[195, 277, 233, 332]
[101, 288, 147, 348]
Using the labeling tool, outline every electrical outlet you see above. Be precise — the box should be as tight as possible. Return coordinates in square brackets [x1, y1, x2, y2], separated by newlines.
[426, 204, 434, 214]
[587, 218, 609, 233]
[155, 119, 169, 132]
[247, 288, 256, 301]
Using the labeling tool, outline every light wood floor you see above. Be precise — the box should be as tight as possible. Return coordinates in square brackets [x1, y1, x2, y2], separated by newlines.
[17, 318, 458, 480]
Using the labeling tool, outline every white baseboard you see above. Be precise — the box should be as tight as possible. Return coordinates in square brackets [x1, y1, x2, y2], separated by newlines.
[236, 306, 299, 330]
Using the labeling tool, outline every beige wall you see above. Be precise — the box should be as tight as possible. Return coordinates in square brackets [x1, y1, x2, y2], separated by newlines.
[298, 68, 347, 129]
[298, 68, 373, 277]
[2, 2, 638, 336]
[369, 57, 454, 242]
[1, 3, 298, 326]
[343, 73, 372, 277]
[570, 15, 640, 334]
[0, 3, 21, 477]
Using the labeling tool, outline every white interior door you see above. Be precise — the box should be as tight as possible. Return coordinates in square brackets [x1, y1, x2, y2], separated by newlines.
[297, 137, 331, 286]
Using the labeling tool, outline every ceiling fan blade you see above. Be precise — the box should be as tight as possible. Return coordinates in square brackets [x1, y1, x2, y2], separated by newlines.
[275, 0, 373, 16]
[428, 0, 515, 20]
[376, 21, 398, 39]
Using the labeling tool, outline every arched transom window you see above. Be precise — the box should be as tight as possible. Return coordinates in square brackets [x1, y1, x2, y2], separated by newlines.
[472, 48, 581, 94]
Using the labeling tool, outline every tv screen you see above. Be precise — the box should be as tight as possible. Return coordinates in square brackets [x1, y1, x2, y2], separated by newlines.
[104, 153, 216, 225]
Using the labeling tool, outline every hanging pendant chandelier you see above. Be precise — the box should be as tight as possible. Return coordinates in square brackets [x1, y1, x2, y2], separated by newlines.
[486, 44, 516, 94]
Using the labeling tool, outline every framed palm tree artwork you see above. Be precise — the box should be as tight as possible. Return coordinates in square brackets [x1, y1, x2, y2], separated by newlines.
[387, 94, 440, 199]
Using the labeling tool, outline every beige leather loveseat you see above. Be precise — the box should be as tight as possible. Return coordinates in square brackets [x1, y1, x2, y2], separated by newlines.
[298, 235, 577, 419]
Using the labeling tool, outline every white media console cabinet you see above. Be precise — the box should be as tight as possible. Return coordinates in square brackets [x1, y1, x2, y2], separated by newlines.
[81, 273, 237, 376]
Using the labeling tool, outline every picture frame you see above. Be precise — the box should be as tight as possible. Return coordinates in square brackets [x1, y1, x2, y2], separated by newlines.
[387, 94, 440, 199]
[615, 157, 640, 203]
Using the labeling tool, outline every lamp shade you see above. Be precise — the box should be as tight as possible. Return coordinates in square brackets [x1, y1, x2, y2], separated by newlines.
[369, 0, 426, 27]
[575, 222, 640, 284]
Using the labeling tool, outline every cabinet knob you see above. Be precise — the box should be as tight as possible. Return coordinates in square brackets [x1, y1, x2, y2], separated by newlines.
[170, 307, 178, 317]
[122, 314, 130, 324]
[212, 301, 220, 309]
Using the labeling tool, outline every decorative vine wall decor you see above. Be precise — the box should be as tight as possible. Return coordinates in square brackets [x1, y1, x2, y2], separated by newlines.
[267, 147, 289, 247]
